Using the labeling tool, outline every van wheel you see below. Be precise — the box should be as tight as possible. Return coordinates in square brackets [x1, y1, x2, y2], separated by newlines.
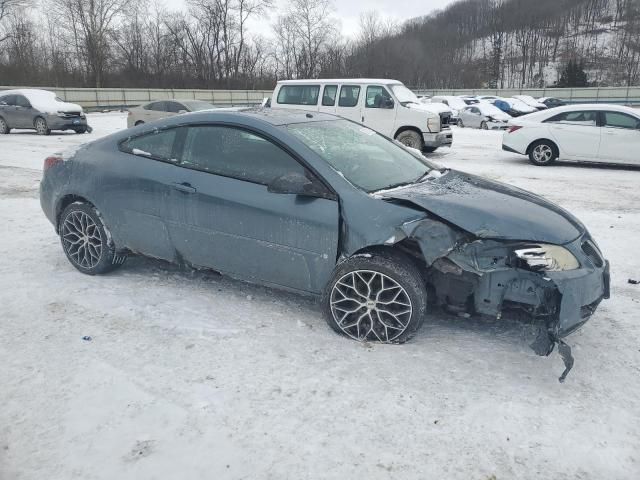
[0, 117, 10, 134]
[395, 130, 424, 151]
[528, 140, 558, 166]
[323, 250, 427, 344]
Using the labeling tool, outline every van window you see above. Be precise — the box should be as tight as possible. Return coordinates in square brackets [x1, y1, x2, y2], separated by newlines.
[277, 85, 320, 106]
[365, 86, 393, 108]
[338, 86, 360, 107]
[322, 85, 337, 106]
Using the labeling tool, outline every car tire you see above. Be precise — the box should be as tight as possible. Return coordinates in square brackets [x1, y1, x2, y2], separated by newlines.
[395, 130, 424, 151]
[528, 140, 558, 166]
[35, 117, 51, 135]
[134, 120, 145, 126]
[0, 117, 9, 134]
[480, 121, 488, 130]
[322, 250, 427, 344]
[422, 146, 437, 153]
[59, 202, 125, 275]
[74, 127, 87, 134]
[458, 119, 464, 128]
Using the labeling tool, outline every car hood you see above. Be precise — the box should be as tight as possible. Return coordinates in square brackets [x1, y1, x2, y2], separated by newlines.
[376, 170, 585, 244]
[407, 102, 451, 115]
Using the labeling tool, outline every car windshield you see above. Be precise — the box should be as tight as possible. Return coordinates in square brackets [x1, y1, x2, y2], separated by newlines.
[479, 103, 507, 116]
[286, 119, 437, 193]
[390, 84, 419, 104]
[182, 100, 215, 111]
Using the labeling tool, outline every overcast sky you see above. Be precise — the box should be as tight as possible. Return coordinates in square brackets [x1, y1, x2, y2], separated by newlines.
[169, 0, 459, 38]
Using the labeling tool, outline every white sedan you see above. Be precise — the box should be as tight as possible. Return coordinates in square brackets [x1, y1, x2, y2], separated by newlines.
[502, 104, 640, 166]
[458, 103, 511, 130]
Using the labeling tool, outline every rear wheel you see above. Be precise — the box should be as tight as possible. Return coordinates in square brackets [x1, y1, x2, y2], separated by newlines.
[35, 117, 51, 135]
[0, 117, 9, 134]
[323, 250, 427, 344]
[528, 140, 558, 166]
[134, 120, 145, 126]
[60, 202, 125, 275]
[395, 130, 424, 151]
[74, 127, 87, 134]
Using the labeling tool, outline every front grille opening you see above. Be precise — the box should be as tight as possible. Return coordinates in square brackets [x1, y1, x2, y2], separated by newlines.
[582, 240, 604, 267]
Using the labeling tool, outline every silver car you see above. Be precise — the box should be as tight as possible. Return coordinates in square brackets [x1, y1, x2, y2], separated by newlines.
[0, 89, 88, 135]
[127, 99, 215, 128]
[458, 103, 512, 130]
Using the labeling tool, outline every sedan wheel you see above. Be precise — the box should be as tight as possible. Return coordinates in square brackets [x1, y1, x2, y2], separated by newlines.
[481, 121, 488, 130]
[323, 251, 427, 344]
[60, 202, 124, 275]
[35, 117, 51, 135]
[458, 119, 465, 128]
[0, 117, 9, 134]
[528, 140, 558, 166]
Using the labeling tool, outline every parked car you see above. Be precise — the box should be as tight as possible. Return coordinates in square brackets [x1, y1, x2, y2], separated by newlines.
[127, 99, 216, 128]
[271, 79, 452, 153]
[40, 108, 609, 380]
[475, 95, 500, 103]
[458, 103, 511, 130]
[502, 104, 640, 166]
[431, 95, 470, 122]
[460, 96, 480, 105]
[0, 89, 88, 135]
[494, 97, 538, 117]
[538, 97, 566, 108]
[513, 95, 548, 110]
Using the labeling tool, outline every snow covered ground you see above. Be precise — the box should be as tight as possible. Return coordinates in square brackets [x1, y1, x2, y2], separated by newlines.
[1, 113, 639, 479]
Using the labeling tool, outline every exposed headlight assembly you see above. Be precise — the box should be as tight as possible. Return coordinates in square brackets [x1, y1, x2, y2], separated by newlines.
[514, 244, 579, 272]
[427, 116, 440, 132]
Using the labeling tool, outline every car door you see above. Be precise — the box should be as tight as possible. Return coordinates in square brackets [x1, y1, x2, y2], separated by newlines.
[544, 110, 601, 161]
[362, 85, 397, 137]
[335, 85, 362, 123]
[14, 95, 35, 128]
[318, 84, 337, 115]
[0, 95, 17, 127]
[467, 107, 482, 128]
[164, 124, 340, 293]
[598, 111, 640, 165]
[107, 127, 182, 260]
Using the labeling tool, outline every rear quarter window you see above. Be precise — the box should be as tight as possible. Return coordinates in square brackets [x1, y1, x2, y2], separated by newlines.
[119, 128, 179, 162]
[277, 85, 320, 106]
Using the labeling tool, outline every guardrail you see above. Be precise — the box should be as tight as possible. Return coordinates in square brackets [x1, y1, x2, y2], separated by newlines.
[412, 87, 640, 105]
[0, 86, 273, 110]
[2, 85, 640, 108]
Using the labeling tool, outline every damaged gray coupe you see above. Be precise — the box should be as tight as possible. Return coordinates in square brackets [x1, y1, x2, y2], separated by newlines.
[40, 109, 610, 380]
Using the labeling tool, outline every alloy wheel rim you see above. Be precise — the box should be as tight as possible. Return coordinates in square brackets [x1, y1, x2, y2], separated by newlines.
[330, 270, 413, 342]
[533, 144, 553, 162]
[36, 118, 46, 133]
[62, 211, 103, 268]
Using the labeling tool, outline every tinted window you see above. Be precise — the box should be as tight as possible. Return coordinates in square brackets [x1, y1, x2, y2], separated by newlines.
[15, 95, 31, 107]
[322, 85, 337, 106]
[0, 95, 16, 106]
[604, 111, 639, 129]
[180, 126, 305, 185]
[338, 86, 360, 107]
[288, 120, 437, 192]
[120, 129, 178, 162]
[545, 111, 598, 126]
[144, 101, 166, 111]
[166, 101, 186, 113]
[365, 86, 392, 108]
[277, 85, 320, 106]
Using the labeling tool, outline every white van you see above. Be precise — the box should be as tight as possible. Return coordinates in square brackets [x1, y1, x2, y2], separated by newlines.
[271, 79, 453, 153]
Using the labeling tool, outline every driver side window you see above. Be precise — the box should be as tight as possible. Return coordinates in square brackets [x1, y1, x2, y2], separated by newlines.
[365, 86, 392, 109]
[179, 125, 307, 185]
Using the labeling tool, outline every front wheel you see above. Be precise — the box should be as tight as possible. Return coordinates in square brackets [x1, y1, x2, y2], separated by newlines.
[395, 130, 424, 151]
[458, 119, 464, 128]
[323, 250, 427, 344]
[35, 117, 51, 135]
[480, 121, 488, 130]
[528, 140, 558, 166]
[60, 202, 124, 275]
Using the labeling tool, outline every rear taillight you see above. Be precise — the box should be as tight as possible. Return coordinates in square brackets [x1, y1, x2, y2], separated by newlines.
[507, 126, 523, 133]
[44, 156, 63, 170]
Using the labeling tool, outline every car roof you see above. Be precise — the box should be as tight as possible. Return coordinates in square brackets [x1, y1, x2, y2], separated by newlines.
[277, 78, 402, 86]
[540, 103, 638, 114]
[0, 88, 54, 97]
[180, 107, 341, 126]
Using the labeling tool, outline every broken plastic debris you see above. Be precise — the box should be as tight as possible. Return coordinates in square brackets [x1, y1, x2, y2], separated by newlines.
[557, 340, 575, 383]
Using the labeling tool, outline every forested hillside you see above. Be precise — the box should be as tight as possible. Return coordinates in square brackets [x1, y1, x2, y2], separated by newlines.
[359, 0, 640, 88]
[0, 0, 639, 89]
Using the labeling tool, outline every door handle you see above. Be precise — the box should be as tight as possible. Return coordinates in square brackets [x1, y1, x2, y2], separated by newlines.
[172, 182, 197, 194]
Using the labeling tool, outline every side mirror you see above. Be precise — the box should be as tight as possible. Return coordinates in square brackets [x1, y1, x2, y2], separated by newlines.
[268, 172, 331, 198]
[383, 97, 394, 109]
